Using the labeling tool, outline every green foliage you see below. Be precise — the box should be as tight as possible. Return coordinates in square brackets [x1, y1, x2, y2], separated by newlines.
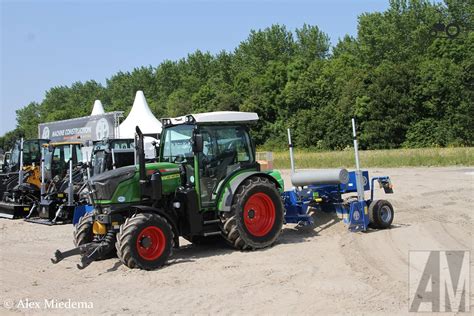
[1, 0, 473, 153]
[271, 147, 474, 169]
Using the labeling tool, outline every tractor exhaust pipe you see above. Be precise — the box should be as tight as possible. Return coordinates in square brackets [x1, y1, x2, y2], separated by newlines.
[135, 126, 147, 196]
[351, 118, 365, 202]
[133, 138, 137, 166]
[287, 129, 296, 174]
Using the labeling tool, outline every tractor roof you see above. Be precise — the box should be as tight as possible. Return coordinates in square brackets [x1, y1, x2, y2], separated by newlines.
[17, 138, 49, 144]
[161, 111, 259, 126]
[43, 141, 83, 147]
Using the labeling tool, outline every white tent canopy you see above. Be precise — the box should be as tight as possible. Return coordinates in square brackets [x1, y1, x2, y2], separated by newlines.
[119, 91, 162, 138]
[119, 91, 162, 159]
[90, 100, 105, 116]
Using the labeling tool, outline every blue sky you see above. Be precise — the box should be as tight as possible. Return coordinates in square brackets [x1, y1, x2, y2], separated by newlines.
[0, 0, 389, 136]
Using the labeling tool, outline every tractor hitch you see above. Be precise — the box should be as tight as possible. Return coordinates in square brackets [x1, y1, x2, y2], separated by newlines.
[51, 242, 101, 269]
[51, 242, 101, 270]
[51, 229, 116, 269]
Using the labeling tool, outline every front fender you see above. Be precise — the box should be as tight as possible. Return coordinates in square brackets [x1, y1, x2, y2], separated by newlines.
[129, 205, 180, 247]
[216, 171, 283, 212]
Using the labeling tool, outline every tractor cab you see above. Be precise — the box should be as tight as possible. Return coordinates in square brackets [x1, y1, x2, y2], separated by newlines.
[1, 151, 11, 173]
[90, 138, 135, 176]
[43, 142, 83, 182]
[160, 112, 258, 208]
[5, 139, 49, 173]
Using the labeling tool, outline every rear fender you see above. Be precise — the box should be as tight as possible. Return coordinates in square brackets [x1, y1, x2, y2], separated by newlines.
[217, 171, 282, 212]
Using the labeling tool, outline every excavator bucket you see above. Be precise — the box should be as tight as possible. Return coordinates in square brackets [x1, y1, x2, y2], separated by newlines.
[0, 201, 31, 219]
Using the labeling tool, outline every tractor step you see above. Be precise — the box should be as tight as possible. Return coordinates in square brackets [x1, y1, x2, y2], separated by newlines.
[0, 202, 31, 219]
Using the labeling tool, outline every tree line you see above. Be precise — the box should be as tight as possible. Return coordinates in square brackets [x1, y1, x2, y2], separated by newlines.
[1, 0, 472, 151]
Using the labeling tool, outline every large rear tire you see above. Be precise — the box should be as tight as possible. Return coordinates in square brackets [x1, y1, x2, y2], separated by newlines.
[116, 213, 174, 270]
[368, 199, 394, 229]
[221, 176, 284, 250]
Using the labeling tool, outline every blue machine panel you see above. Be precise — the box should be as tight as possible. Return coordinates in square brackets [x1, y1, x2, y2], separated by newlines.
[340, 171, 369, 193]
[72, 205, 94, 225]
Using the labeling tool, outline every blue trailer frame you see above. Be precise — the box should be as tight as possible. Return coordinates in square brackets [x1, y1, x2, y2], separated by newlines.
[282, 171, 393, 232]
[282, 119, 394, 232]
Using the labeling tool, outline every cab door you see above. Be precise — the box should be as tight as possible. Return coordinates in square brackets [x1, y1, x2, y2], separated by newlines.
[198, 125, 254, 208]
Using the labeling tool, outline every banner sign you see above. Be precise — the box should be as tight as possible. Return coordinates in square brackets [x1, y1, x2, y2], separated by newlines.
[38, 112, 122, 143]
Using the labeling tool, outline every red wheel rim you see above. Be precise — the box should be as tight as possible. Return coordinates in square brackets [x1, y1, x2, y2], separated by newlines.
[243, 192, 276, 237]
[136, 226, 166, 260]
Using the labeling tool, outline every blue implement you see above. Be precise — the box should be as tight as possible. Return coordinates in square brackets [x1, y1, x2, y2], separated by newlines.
[72, 205, 94, 226]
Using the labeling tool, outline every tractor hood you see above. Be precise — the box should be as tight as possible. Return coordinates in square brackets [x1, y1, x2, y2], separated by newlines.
[91, 162, 181, 205]
[91, 165, 136, 201]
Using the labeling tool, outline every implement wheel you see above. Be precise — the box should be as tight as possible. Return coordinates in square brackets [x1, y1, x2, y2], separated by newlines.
[221, 176, 283, 250]
[116, 213, 174, 270]
[368, 199, 394, 229]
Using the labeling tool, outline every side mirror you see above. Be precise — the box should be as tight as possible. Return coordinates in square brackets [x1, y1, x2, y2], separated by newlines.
[192, 134, 203, 153]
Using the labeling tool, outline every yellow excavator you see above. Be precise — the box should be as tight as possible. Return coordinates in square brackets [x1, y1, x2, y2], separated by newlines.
[0, 138, 49, 218]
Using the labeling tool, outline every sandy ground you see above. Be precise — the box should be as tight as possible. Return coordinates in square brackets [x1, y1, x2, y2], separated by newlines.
[0, 167, 472, 315]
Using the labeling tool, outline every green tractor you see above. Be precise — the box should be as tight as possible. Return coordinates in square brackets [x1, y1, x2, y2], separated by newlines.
[52, 112, 285, 269]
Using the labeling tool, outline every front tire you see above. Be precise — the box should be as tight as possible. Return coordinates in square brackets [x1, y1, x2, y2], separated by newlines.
[73, 212, 94, 246]
[221, 176, 284, 250]
[73, 212, 116, 259]
[116, 213, 174, 270]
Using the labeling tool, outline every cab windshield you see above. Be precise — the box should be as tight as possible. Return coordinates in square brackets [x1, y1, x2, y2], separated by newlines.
[160, 125, 194, 163]
[8, 139, 48, 171]
[93, 139, 134, 151]
[45, 144, 83, 179]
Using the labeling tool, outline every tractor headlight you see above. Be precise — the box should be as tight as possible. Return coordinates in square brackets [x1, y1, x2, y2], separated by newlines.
[185, 115, 195, 123]
[92, 221, 107, 235]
